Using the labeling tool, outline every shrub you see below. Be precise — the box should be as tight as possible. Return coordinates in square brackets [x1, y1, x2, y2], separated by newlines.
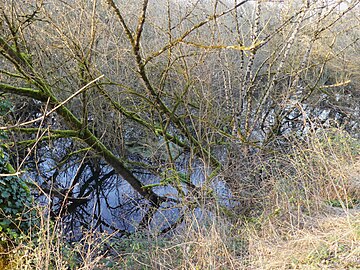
[0, 98, 33, 244]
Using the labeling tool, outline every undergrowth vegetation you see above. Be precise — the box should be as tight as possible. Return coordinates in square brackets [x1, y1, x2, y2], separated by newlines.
[1, 128, 359, 269]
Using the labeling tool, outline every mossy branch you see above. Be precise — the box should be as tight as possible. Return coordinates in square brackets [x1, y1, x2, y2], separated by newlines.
[0, 78, 164, 207]
[0, 83, 48, 101]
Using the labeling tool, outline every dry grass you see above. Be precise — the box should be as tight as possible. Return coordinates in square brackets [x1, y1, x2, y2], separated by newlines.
[144, 213, 247, 270]
[247, 208, 360, 269]
[1, 207, 111, 270]
[108, 210, 247, 270]
[243, 128, 360, 269]
[3, 208, 359, 269]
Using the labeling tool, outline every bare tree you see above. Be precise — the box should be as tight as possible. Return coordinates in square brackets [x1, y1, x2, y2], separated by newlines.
[0, 0, 359, 233]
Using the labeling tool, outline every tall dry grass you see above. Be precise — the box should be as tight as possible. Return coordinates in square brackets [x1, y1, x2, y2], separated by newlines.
[261, 128, 360, 227]
[242, 128, 360, 269]
[1, 204, 112, 270]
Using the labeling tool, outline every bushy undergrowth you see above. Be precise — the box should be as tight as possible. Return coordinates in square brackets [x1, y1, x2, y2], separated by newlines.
[264, 128, 360, 224]
[1, 128, 360, 269]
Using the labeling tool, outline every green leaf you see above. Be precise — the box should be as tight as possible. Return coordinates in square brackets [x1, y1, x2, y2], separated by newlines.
[0, 99, 12, 116]
[1, 190, 10, 198]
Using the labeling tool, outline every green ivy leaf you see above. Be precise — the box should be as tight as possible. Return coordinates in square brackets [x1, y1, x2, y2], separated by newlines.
[1, 190, 10, 198]
[0, 99, 12, 116]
